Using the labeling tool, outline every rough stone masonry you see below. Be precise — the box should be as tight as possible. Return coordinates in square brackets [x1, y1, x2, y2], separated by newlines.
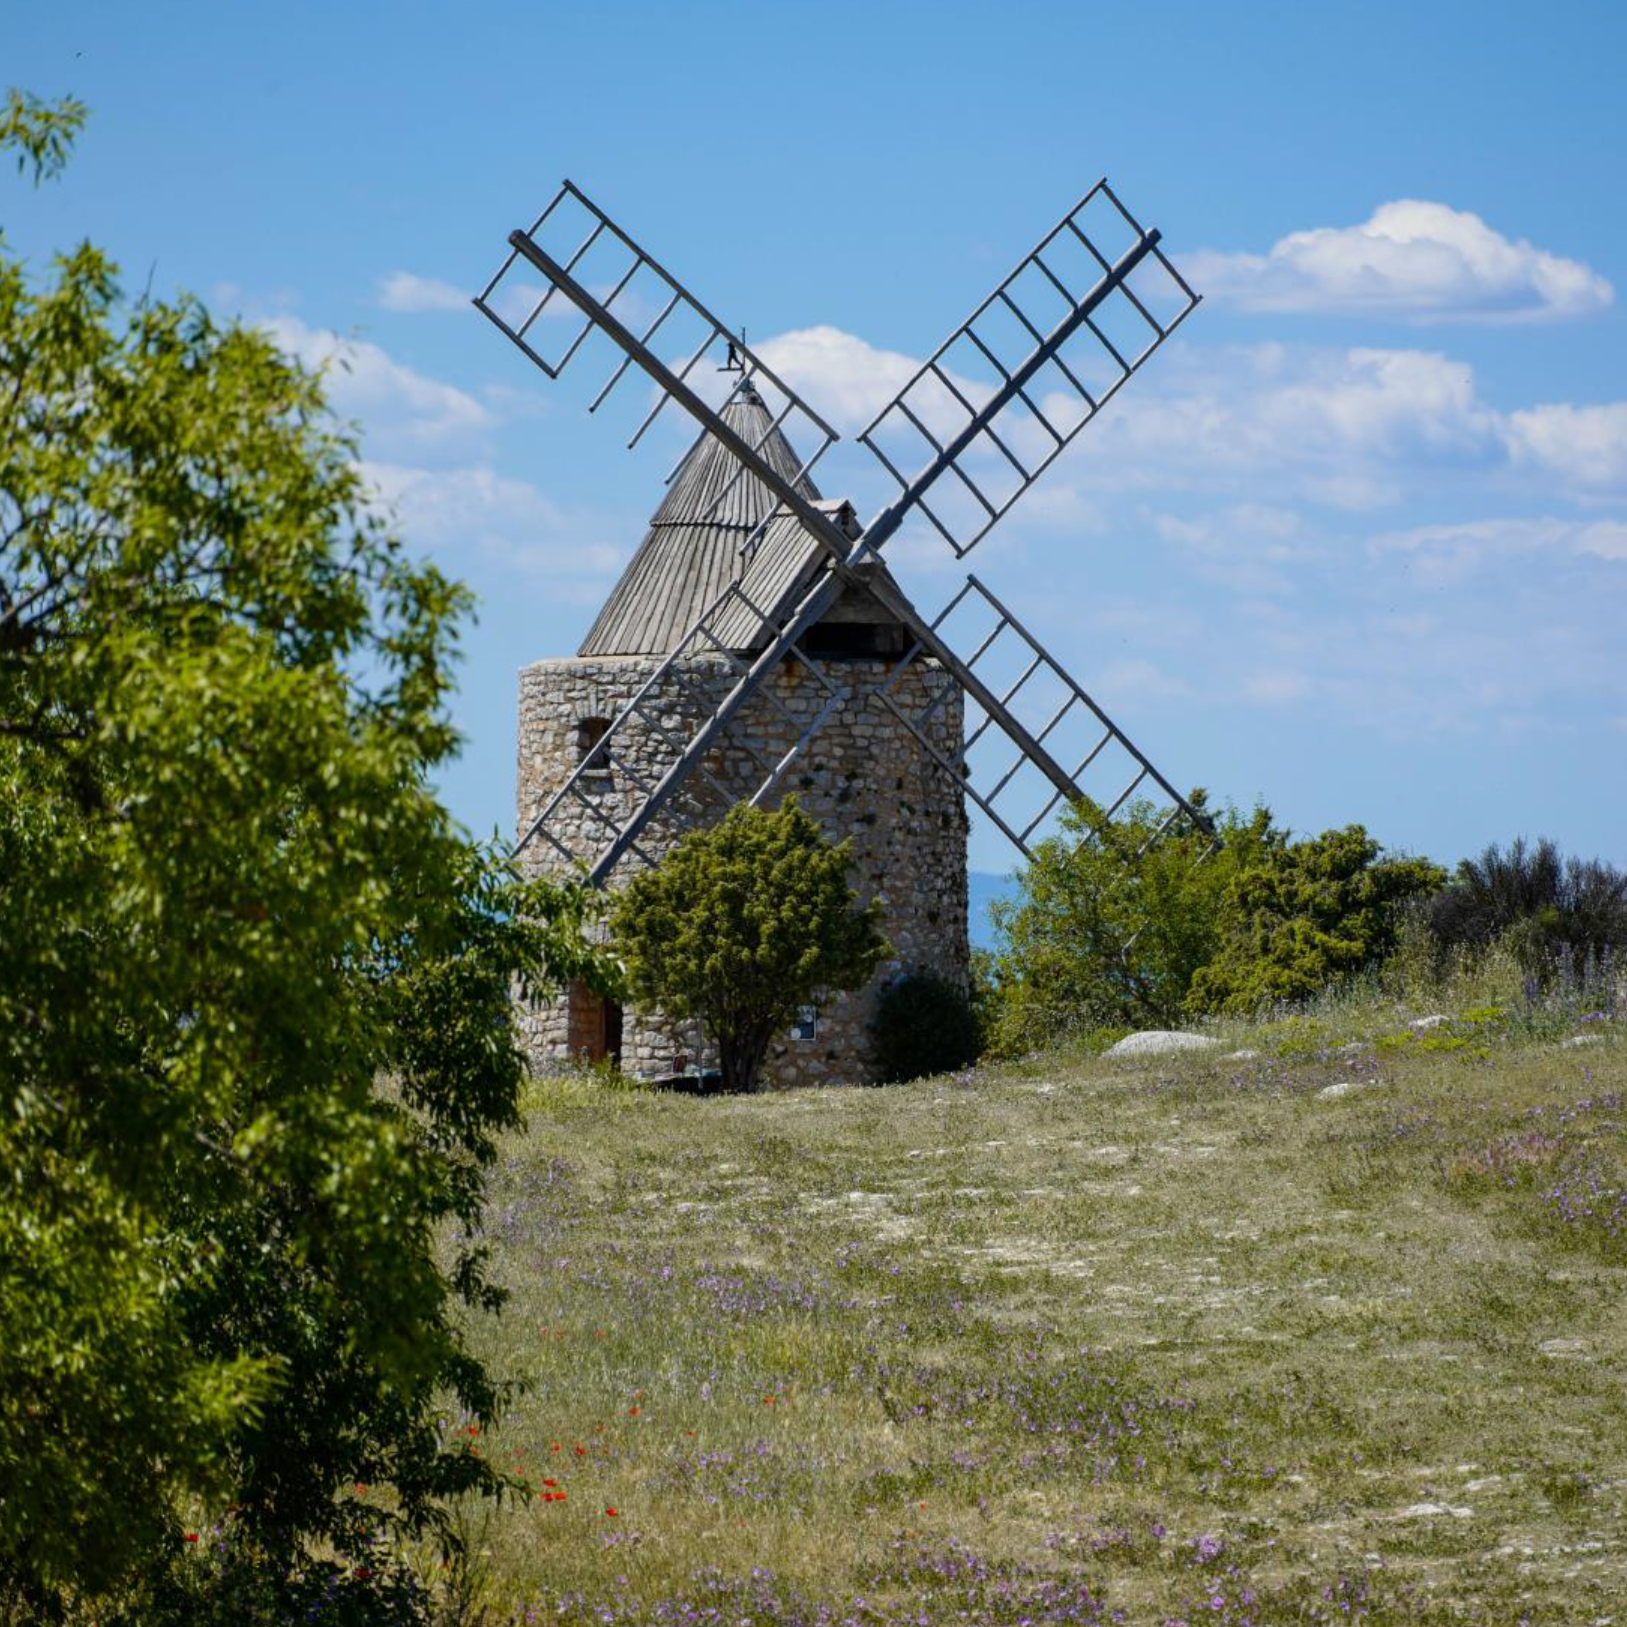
[515, 648, 969, 1088]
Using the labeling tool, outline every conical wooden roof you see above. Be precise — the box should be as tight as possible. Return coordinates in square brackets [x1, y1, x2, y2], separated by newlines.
[577, 385, 824, 657]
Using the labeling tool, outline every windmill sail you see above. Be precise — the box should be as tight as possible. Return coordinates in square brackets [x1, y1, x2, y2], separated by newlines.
[481, 179, 1215, 882]
[855, 179, 1200, 562]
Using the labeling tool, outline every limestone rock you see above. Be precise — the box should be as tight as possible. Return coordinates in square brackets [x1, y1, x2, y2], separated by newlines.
[1104, 1030, 1219, 1058]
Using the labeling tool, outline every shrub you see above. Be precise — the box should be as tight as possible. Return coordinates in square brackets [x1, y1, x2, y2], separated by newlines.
[984, 795, 1273, 1052]
[1188, 826, 1445, 1015]
[1424, 836, 1627, 976]
[610, 800, 887, 1092]
[871, 970, 981, 1082]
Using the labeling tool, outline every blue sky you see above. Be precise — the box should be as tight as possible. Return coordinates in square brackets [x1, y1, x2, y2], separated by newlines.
[10, 0, 1626, 875]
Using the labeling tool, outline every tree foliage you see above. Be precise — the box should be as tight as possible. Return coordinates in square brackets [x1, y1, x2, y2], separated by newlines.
[1188, 825, 1445, 1014]
[610, 800, 887, 1092]
[0, 96, 614, 1619]
[986, 795, 1272, 1048]
[988, 798, 1445, 1046]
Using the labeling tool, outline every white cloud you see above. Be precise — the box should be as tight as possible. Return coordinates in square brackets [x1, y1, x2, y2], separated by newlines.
[378, 271, 470, 314]
[1369, 515, 1627, 580]
[755, 325, 945, 434]
[1054, 342, 1506, 510]
[263, 315, 491, 450]
[1505, 402, 1627, 490]
[362, 461, 625, 598]
[1188, 200, 1613, 323]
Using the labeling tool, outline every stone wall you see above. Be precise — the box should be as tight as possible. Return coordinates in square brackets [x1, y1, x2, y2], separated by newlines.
[515, 650, 969, 1087]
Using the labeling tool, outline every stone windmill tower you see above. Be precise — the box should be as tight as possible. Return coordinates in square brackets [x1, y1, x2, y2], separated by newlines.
[481, 178, 1216, 1088]
[516, 382, 968, 1087]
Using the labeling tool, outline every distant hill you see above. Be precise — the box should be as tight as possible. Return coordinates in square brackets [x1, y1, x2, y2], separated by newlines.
[967, 870, 1019, 951]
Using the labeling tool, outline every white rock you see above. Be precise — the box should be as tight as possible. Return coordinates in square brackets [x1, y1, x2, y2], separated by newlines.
[1409, 1014, 1450, 1032]
[1104, 1030, 1220, 1058]
[1561, 1034, 1605, 1049]
[1223, 1048, 1261, 1061]
[1317, 1081, 1356, 1099]
[1397, 1502, 1473, 1519]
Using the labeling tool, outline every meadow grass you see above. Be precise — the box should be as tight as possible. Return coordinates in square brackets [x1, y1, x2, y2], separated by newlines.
[452, 985, 1627, 1624]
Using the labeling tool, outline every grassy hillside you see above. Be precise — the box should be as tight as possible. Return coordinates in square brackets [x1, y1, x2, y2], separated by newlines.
[453, 999, 1626, 1624]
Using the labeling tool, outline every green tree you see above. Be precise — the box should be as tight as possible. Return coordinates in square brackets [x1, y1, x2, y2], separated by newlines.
[610, 800, 887, 1093]
[987, 795, 1271, 1049]
[1188, 826, 1445, 1014]
[0, 95, 614, 1619]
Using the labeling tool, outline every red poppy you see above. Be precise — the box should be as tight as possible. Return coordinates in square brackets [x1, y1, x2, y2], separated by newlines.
[354, 1567, 372, 1579]
[551, 1441, 562, 1452]
[628, 1405, 640, 1416]
[604, 1507, 619, 1517]
[543, 1478, 558, 1488]
[183, 1532, 199, 1544]
[354, 1482, 369, 1495]
[574, 1444, 587, 1456]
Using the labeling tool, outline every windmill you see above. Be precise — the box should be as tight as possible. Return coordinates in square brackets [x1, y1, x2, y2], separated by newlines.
[478, 179, 1214, 1083]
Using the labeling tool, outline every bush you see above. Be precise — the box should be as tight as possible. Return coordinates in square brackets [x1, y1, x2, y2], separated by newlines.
[984, 796, 1274, 1053]
[871, 970, 981, 1082]
[1188, 826, 1445, 1015]
[1424, 836, 1627, 976]
[985, 797, 1447, 1047]
[610, 800, 887, 1092]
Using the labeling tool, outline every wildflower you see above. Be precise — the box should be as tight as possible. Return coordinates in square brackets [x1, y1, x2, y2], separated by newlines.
[183, 1532, 199, 1544]
[762, 1395, 776, 1405]
[574, 1444, 587, 1456]
[354, 1566, 372, 1579]
[605, 1506, 620, 1517]
[551, 1441, 562, 1452]
[354, 1482, 369, 1495]
[543, 1478, 558, 1488]
[629, 1405, 640, 1416]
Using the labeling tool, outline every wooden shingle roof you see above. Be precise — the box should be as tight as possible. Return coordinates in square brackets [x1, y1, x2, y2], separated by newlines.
[577, 385, 827, 657]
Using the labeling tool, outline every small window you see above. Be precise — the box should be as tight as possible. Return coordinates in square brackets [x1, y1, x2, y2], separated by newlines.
[791, 1004, 818, 1042]
[576, 716, 612, 778]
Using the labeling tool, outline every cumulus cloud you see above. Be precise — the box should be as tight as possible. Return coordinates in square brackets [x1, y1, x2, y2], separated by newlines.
[1188, 200, 1613, 323]
[263, 315, 491, 451]
[377, 271, 470, 313]
[1505, 401, 1627, 490]
[755, 325, 937, 433]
